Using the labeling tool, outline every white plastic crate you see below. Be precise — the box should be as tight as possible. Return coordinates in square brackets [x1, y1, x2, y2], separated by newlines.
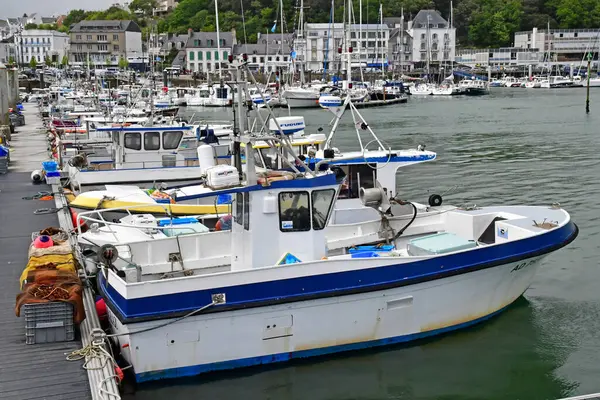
[23, 302, 75, 344]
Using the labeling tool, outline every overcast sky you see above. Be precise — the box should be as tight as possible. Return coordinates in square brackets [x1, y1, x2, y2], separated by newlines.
[4, 0, 118, 17]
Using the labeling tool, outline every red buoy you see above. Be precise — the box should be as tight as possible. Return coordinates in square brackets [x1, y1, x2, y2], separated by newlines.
[95, 298, 107, 320]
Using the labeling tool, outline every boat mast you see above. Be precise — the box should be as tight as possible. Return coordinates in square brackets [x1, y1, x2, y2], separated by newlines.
[359, 0, 364, 82]
[450, 1, 454, 78]
[347, 0, 352, 89]
[426, 14, 431, 81]
[399, 7, 403, 78]
[215, 0, 222, 80]
[298, 0, 305, 84]
[379, 3, 384, 80]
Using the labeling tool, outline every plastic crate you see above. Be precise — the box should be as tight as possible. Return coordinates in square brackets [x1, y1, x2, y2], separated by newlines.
[23, 302, 75, 345]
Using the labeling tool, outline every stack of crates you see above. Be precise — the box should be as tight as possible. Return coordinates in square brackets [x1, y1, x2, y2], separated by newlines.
[23, 302, 75, 344]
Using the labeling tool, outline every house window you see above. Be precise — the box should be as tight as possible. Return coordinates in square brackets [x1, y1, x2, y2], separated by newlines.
[223, 50, 228, 60]
[351, 32, 356, 38]
[86, 35, 92, 40]
[141, 132, 161, 152]
[252, 56, 257, 63]
[162, 131, 183, 150]
[198, 51, 202, 60]
[206, 51, 211, 60]
[444, 33, 449, 41]
[189, 51, 194, 60]
[76, 35, 81, 40]
[114, 45, 119, 51]
[98, 44, 108, 51]
[260, 56, 264, 63]
[194, 40, 199, 46]
[421, 33, 425, 39]
[443, 52, 449, 59]
[368, 32, 376, 38]
[351, 41, 357, 48]
[124, 133, 141, 150]
[312, 189, 335, 230]
[87, 44, 92, 50]
[98, 35, 107, 41]
[214, 51, 219, 61]
[113, 34, 119, 40]
[220, 39, 226, 46]
[361, 32, 366, 38]
[279, 191, 310, 232]
[432, 33, 438, 39]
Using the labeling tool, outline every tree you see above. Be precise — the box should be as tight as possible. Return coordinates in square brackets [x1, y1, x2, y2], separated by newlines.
[63, 9, 90, 28]
[8, 56, 16, 66]
[467, 0, 523, 47]
[118, 57, 129, 69]
[44, 56, 53, 66]
[24, 23, 38, 29]
[61, 55, 69, 68]
[29, 57, 37, 68]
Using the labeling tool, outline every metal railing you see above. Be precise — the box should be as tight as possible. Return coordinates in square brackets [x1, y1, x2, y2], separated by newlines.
[556, 394, 600, 400]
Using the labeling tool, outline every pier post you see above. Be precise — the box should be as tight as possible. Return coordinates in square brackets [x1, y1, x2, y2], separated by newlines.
[0, 63, 8, 125]
[586, 53, 591, 114]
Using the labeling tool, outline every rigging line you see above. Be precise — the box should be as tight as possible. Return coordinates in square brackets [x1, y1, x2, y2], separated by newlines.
[240, 0, 248, 52]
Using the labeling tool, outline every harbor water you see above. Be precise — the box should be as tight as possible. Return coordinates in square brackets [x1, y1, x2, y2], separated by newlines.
[125, 88, 599, 400]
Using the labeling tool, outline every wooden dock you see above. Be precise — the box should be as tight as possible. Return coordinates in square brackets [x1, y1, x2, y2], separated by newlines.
[0, 173, 92, 400]
[0, 105, 94, 399]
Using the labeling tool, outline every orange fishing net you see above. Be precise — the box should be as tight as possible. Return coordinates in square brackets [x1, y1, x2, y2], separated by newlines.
[15, 270, 85, 324]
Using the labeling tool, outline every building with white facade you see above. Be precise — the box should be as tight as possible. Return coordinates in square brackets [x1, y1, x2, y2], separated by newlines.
[385, 17, 413, 73]
[153, 0, 179, 16]
[19, 29, 69, 65]
[515, 27, 600, 63]
[407, 10, 455, 68]
[69, 20, 142, 66]
[186, 31, 236, 74]
[455, 47, 541, 68]
[234, 32, 293, 73]
[0, 37, 17, 65]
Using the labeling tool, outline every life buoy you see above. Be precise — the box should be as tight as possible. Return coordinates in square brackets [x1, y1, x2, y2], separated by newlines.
[70, 208, 87, 230]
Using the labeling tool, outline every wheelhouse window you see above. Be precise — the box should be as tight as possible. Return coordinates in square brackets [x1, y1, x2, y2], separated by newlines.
[144, 132, 160, 150]
[162, 131, 183, 150]
[279, 191, 310, 232]
[338, 164, 376, 199]
[124, 132, 141, 150]
[235, 192, 243, 226]
[312, 189, 336, 230]
[243, 192, 250, 230]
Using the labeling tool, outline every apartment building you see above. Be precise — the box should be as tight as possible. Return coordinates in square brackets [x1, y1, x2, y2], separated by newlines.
[304, 23, 389, 72]
[20, 29, 69, 65]
[515, 27, 600, 62]
[234, 32, 293, 72]
[153, 0, 179, 16]
[407, 10, 456, 67]
[385, 17, 413, 73]
[186, 31, 236, 74]
[69, 20, 142, 66]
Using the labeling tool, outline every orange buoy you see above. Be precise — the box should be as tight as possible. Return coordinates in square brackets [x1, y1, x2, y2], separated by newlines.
[114, 366, 124, 382]
[33, 235, 54, 248]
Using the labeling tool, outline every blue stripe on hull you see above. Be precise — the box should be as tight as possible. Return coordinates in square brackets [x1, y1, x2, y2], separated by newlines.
[135, 302, 512, 382]
[100, 221, 578, 323]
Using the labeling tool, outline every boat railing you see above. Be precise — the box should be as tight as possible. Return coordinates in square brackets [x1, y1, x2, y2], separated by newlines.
[77, 204, 219, 243]
[556, 394, 600, 400]
[82, 158, 201, 171]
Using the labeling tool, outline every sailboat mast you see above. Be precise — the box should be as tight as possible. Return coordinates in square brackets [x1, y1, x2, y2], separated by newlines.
[399, 7, 403, 77]
[347, 0, 352, 88]
[215, 0, 222, 79]
[426, 14, 431, 80]
[450, 1, 453, 74]
[379, 3, 384, 80]
[359, 0, 364, 82]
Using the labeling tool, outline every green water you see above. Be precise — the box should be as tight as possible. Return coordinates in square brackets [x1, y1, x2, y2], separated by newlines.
[125, 89, 599, 400]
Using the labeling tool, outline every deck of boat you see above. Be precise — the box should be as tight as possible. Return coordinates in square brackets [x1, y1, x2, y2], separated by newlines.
[0, 172, 92, 399]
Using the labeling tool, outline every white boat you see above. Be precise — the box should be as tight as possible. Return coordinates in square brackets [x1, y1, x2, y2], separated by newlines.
[410, 83, 434, 95]
[283, 86, 322, 108]
[90, 142, 578, 383]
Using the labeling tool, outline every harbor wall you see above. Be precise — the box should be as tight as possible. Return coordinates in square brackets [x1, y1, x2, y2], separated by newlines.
[0, 63, 9, 125]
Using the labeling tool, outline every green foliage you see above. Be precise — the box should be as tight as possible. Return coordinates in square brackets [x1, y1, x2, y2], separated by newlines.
[61, 55, 69, 67]
[63, 9, 89, 28]
[29, 57, 37, 68]
[118, 56, 129, 69]
[24, 23, 38, 29]
[8, 56, 16, 66]
[44, 56, 53, 66]
[467, 0, 523, 47]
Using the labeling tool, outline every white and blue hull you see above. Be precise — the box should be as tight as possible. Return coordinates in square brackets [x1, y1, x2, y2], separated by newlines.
[108, 255, 543, 382]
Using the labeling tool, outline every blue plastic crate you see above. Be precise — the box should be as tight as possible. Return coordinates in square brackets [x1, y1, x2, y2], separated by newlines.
[348, 245, 394, 254]
[351, 251, 381, 259]
[42, 161, 58, 172]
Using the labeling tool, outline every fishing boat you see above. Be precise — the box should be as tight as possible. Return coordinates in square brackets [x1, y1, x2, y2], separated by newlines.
[459, 79, 489, 95]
